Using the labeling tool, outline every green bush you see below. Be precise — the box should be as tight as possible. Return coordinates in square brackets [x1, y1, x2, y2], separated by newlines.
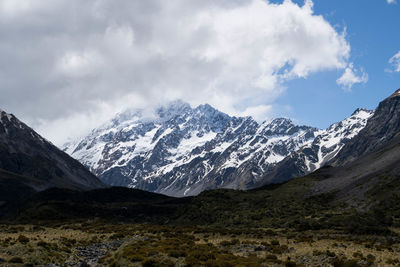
[331, 258, 359, 267]
[17, 235, 29, 244]
[142, 259, 158, 267]
[326, 250, 336, 257]
[109, 233, 125, 239]
[352, 251, 363, 258]
[271, 240, 280, 246]
[285, 261, 297, 267]
[37, 240, 50, 249]
[8, 257, 23, 263]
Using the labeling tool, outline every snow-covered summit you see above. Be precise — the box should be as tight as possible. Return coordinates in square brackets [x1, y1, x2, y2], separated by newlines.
[266, 108, 374, 184]
[63, 101, 235, 187]
[351, 108, 373, 118]
[64, 101, 374, 196]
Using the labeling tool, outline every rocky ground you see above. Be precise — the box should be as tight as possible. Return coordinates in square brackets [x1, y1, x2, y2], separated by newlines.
[65, 238, 128, 266]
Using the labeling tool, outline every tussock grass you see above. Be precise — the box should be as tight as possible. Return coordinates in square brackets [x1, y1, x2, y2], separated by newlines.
[0, 223, 399, 266]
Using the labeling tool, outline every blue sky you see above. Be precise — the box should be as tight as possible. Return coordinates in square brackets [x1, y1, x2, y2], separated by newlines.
[275, 0, 400, 128]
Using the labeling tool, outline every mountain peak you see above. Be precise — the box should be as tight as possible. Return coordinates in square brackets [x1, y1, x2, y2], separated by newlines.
[195, 103, 214, 112]
[270, 117, 293, 124]
[194, 103, 229, 118]
[0, 109, 19, 125]
[351, 108, 373, 118]
[332, 88, 400, 166]
[388, 88, 400, 99]
[267, 118, 294, 130]
[0, 108, 104, 191]
[0, 108, 9, 116]
[259, 117, 306, 136]
[157, 100, 192, 120]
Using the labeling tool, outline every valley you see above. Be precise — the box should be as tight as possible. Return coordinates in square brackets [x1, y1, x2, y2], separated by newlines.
[1, 90, 400, 266]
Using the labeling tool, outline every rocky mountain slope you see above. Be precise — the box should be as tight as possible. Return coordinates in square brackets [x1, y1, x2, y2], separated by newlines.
[331, 89, 400, 166]
[0, 109, 104, 194]
[258, 108, 373, 186]
[298, 89, 400, 207]
[64, 100, 372, 197]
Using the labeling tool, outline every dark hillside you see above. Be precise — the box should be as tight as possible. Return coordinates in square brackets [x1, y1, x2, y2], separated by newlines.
[331, 89, 400, 166]
[0, 109, 104, 192]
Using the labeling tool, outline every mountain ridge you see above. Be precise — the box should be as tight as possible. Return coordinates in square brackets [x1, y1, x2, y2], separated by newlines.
[64, 101, 372, 196]
[256, 108, 373, 187]
[331, 89, 400, 167]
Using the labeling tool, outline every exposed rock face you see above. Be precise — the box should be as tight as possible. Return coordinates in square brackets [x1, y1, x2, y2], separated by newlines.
[64, 100, 372, 197]
[0, 109, 104, 191]
[331, 89, 400, 166]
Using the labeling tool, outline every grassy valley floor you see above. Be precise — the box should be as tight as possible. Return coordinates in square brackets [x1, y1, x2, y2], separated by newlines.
[1, 172, 400, 266]
[0, 223, 400, 266]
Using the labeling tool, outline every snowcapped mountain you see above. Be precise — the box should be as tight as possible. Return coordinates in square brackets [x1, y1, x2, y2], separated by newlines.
[258, 108, 374, 186]
[136, 117, 318, 196]
[302, 108, 373, 171]
[64, 101, 373, 196]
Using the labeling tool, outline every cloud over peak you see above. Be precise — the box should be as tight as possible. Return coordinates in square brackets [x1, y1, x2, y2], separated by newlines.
[0, 0, 355, 144]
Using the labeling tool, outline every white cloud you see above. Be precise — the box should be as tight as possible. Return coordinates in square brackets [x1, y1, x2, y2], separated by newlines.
[56, 50, 104, 78]
[0, 0, 354, 145]
[387, 0, 397, 4]
[389, 51, 400, 72]
[239, 105, 273, 122]
[336, 64, 368, 90]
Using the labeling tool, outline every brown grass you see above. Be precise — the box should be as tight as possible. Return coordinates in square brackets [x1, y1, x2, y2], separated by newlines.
[0, 223, 399, 266]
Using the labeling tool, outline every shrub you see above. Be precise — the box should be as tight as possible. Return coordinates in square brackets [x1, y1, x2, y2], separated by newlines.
[8, 257, 23, 263]
[271, 240, 280, 246]
[37, 240, 50, 248]
[313, 250, 324, 256]
[142, 259, 158, 267]
[129, 255, 144, 262]
[168, 250, 186, 258]
[219, 239, 239, 246]
[265, 254, 281, 263]
[326, 250, 336, 257]
[265, 254, 277, 260]
[352, 251, 363, 258]
[331, 258, 359, 267]
[366, 254, 376, 264]
[386, 258, 399, 265]
[109, 233, 125, 239]
[17, 235, 29, 244]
